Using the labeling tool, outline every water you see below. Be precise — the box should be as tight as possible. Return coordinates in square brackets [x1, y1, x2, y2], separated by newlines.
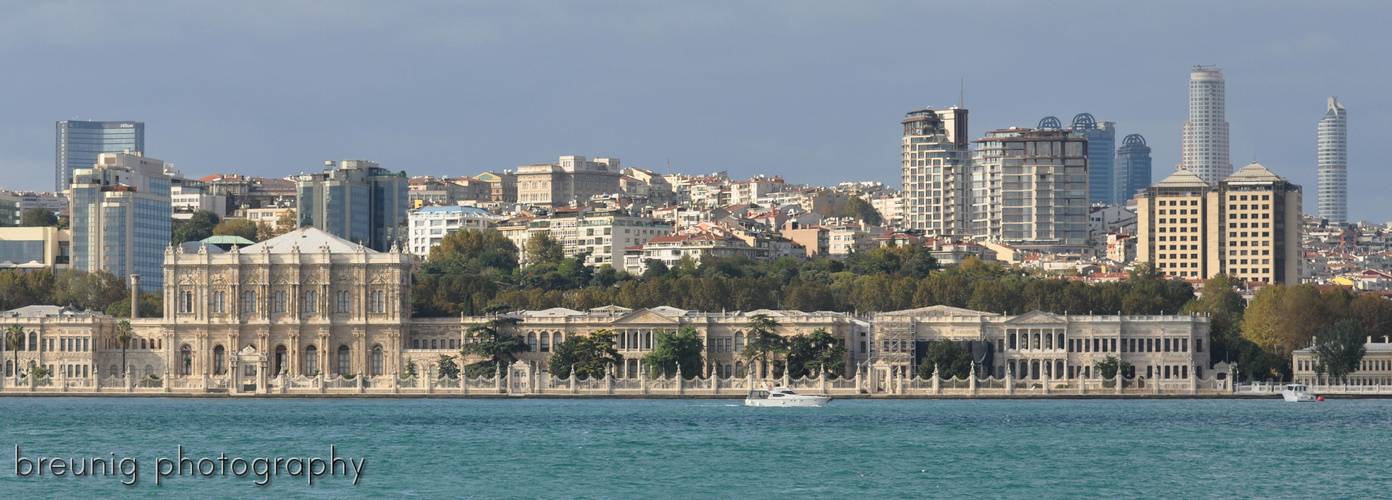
[0, 397, 1389, 498]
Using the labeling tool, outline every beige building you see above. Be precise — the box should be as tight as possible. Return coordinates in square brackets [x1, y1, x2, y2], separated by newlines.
[516, 156, 621, 208]
[0, 226, 71, 270]
[971, 128, 1091, 252]
[901, 107, 970, 237]
[1138, 162, 1302, 283]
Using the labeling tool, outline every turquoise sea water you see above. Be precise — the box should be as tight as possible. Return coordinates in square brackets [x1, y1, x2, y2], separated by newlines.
[1, 397, 1390, 498]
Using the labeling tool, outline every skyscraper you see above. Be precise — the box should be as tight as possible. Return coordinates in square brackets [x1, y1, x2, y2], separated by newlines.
[971, 127, 1090, 251]
[296, 160, 410, 252]
[69, 152, 172, 292]
[900, 106, 969, 237]
[1114, 134, 1152, 204]
[1070, 113, 1116, 205]
[1179, 66, 1230, 185]
[55, 121, 144, 193]
[1317, 97, 1347, 224]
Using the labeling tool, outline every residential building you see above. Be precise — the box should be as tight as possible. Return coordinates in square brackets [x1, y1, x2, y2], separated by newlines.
[0, 192, 20, 227]
[295, 160, 410, 252]
[1317, 97, 1348, 225]
[475, 171, 518, 203]
[1114, 134, 1152, 204]
[407, 206, 507, 258]
[515, 156, 621, 208]
[971, 128, 1090, 252]
[171, 185, 227, 219]
[901, 107, 970, 237]
[1136, 162, 1303, 283]
[203, 174, 297, 212]
[1179, 66, 1231, 185]
[55, 120, 144, 193]
[69, 152, 172, 291]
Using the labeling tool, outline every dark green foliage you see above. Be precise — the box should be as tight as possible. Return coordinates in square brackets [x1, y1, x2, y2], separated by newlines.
[460, 317, 528, 378]
[917, 341, 973, 380]
[549, 329, 623, 379]
[104, 292, 163, 318]
[20, 208, 58, 227]
[784, 328, 847, 378]
[643, 326, 704, 378]
[840, 196, 883, 226]
[436, 354, 460, 379]
[1313, 319, 1368, 382]
[171, 211, 221, 244]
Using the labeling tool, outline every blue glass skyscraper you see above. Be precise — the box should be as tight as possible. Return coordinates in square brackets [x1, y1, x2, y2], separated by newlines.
[1069, 114, 1116, 205]
[1115, 134, 1152, 204]
[69, 152, 172, 292]
[296, 160, 409, 252]
[56, 120, 144, 192]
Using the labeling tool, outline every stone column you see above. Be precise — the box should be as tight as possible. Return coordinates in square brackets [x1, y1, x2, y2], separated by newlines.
[129, 274, 141, 319]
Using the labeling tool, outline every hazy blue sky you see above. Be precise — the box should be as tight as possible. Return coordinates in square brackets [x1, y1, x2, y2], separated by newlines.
[1, 2, 1388, 220]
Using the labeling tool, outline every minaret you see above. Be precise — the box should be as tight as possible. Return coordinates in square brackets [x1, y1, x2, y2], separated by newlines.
[1178, 66, 1231, 185]
[1317, 97, 1347, 224]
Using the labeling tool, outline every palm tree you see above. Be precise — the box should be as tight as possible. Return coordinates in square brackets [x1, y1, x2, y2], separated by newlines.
[114, 320, 133, 378]
[5, 324, 22, 382]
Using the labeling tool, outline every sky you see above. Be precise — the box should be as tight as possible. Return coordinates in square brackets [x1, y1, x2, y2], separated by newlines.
[1, 1, 1388, 221]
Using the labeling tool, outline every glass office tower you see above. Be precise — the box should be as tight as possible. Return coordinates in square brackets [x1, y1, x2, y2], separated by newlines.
[56, 121, 144, 193]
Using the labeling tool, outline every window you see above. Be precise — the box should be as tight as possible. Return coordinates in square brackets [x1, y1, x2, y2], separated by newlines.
[305, 345, 318, 376]
[213, 345, 226, 375]
[303, 291, 318, 313]
[274, 291, 286, 313]
[211, 290, 226, 314]
[369, 290, 385, 313]
[337, 345, 351, 376]
[527, 333, 538, 352]
[179, 290, 195, 314]
[242, 291, 257, 313]
[336, 291, 350, 313]
[180, 345, 193, 376]
[372, 345, 384, 376]
[540, 332, 550, 352]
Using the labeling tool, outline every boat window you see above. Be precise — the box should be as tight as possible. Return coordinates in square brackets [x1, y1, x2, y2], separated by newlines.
[771, 393, 784, 397]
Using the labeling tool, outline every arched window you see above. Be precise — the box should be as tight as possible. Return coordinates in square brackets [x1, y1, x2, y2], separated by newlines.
[1008, 332, 1016, 350]
[274, 345, 287, 375]
[180, 345, 193, 376]
[4, 360, 10, 377]
[242, 291, 257, 313]
[305, 345, 318, 376]
[527, 333, 538, 352]
[109, 365, 118, 378]
[28, 332, 37, 351]
[734, 332, 745, 352]
[735, 361, 746, 378]
[144, 365, 154, 378]
[337, 345, 351, 376]
[213, 345, 226, 375]
[372, 345, 384, 376]
[1056, 333, 1065, 350]
[303, 291, 318, 313]
[540, 333, 550, 353]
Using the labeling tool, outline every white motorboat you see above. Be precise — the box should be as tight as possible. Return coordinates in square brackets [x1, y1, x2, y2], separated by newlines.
[1282, 383, 1317, 402]
[744, 386, 830, 407]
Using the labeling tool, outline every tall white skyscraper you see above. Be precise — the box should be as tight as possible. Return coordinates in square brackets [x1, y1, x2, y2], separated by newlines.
[1178, 66, 1231, 185]
[1317, 96, 1347, 224]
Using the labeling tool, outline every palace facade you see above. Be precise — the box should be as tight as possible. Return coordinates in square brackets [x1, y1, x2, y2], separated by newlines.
[2, 227, 1214, 391]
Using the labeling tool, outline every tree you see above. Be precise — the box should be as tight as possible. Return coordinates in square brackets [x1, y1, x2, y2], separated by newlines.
[1312, 319, 1368, 383]
[840, 196, 883, 226]
[19, 208, 58, 227]
[270, 209, 298, 238]
[171, 211, 221, 244]
[436, 354, 460, 379]
[425, 229, 519, 273]
[916, 340, 973, 380]
[5, 323, 22, 379]
[104, 292, 162, 318]
[403, 358, 418, 378]
[52, 269, 126, 312]
[525, 233, 564, 266]
[1094, 355, 1131, 387]
[459, 317, 528, 378]
[549, 329, 624, 380]
[641, 259, 670, 280]
[642, 326, 704, 378]
[114, 320, 133, 377]
[785, 328, 847, 378]
[213, 218, 259, 242]
[740, 313, 786, 378]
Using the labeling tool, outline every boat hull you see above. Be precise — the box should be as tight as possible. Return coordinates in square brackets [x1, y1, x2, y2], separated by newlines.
[1282, 391, 1316, 402]
[745, 396, 830, 407]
